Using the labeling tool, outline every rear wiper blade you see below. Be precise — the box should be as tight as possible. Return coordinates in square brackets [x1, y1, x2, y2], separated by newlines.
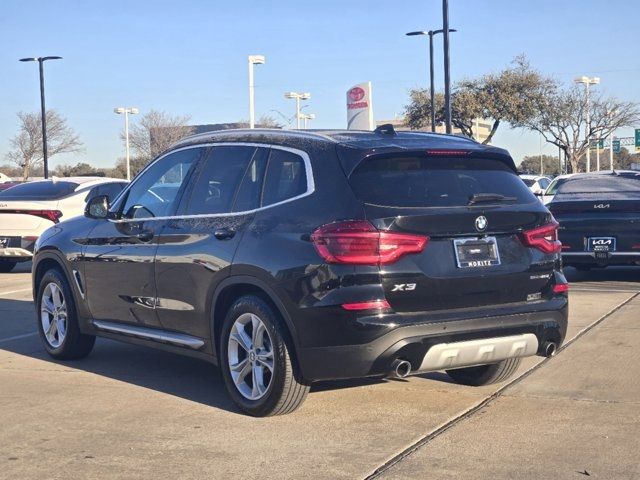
[468, 193, 518, 205]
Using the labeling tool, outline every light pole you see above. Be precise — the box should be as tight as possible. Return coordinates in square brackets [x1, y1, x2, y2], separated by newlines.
[574, 75, 600, 172]
[406, 28, 457, 133]
[248, 55, 265, 129]
[300, 113, 316, 129]
[442, 0, 453, 134]
[114, 107, 139, 181]
[19, 56, 62, 179]
[284, 92, 311, 129]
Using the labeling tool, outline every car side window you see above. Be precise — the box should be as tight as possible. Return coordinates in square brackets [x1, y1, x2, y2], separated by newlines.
[87, 182, 126, 203]
[185, 146, 258, 215]
[119, 148, 201, 219]
[262, 149, 307, 206]
[538, 178, 550, 189]
[232, 148, 269, 212]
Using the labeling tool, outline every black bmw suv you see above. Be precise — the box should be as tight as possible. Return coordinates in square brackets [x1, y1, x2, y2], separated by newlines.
[32, 128, 568, 416]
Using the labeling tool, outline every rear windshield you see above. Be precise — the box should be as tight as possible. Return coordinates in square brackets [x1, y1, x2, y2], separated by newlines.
[348, 156, 534, 207]
[556, 175, 640, 194]
[0, 181, 79, 200]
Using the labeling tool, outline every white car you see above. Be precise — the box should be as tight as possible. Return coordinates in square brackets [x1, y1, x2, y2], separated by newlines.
[540, 173, 576, 205]
[0, 172, 12, 183]
[519, 174, 552, 196]
[0, 177, 128, 272]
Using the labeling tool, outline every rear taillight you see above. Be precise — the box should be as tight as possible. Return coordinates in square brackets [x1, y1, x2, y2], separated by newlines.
[311, 220, 428, 265]
[519, 222, 561, 254]
[552, 283, 569, 294]
[0, 209, 63, 223]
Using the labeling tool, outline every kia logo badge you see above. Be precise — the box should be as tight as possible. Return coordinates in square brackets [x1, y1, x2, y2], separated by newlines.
[348, 87, 365, 102]
[475, 216, 488, 232]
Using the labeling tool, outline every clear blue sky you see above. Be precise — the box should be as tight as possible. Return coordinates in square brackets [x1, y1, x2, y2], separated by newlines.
[1, 0, 639, 170]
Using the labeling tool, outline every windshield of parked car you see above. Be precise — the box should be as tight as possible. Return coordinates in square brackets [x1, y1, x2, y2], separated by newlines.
[349, 156, 534, 208]
[521, 178, 536, 187]
[0, 180, 79, 200]
[556, 175, 640, 194]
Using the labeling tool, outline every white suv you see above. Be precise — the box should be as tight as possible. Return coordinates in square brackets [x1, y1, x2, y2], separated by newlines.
[0, 176, 127, 272]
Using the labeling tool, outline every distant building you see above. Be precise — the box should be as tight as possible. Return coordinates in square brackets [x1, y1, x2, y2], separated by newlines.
[376, 118, 493, 144]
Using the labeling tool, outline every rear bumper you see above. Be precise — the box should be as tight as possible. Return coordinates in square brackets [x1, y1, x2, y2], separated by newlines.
[563, 251, 640, 266]
[0, 247, 33, 261]
[296, 299, 568, 381]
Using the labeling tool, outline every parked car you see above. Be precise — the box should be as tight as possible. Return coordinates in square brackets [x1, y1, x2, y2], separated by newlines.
[540, 173, 576, 205]
[519, 174, 552, 196]
[0, 177, 127, 272]
[0, 172, 12, 183]
[0, 181, 23, 192]
[32, 128, 568, 416]
[547, 170, 640, 270]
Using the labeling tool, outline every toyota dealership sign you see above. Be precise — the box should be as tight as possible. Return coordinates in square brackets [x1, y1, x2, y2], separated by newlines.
[346, 81, 374, 130]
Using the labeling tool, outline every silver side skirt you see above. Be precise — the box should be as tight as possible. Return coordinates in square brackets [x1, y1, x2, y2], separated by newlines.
[418, 333, 539, 372]
[92, 320, 205, 350]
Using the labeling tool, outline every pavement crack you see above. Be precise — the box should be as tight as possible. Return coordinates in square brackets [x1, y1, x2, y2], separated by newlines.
[364, 291, 640, 480]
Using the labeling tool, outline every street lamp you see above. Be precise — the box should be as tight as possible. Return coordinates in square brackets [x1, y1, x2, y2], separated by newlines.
[300, 113, 316, 129]
[574, 75, 600, 172]
[114, 107, 139, 181]
[284, 92, 311, 129]
[406, 28, 457, 133]
[19, 56, 63, 179]
[248, 55, 265, 129]
[442, 0, 453, 134]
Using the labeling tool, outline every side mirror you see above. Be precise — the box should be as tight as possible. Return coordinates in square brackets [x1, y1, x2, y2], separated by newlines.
[534, 191, 544, 197]
[85, 195, 110, 219]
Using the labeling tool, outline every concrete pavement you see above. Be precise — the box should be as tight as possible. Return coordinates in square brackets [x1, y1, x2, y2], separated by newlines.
[0, 264, 638, 479]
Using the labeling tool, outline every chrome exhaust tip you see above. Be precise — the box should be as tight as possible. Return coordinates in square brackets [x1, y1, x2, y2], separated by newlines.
[540, 341, 558, 357]
[390, 359, 412, 378]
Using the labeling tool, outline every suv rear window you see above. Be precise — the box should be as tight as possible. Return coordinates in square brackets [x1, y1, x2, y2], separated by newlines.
[349, 156, 533, 208]
[0, 180, 79, 200]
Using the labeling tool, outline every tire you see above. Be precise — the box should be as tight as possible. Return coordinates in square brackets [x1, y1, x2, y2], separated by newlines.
[446, 357, 521, 386]
[0, 260, 17, 273]
[219, 295, 309, 416]
[36, 268, 95, 360]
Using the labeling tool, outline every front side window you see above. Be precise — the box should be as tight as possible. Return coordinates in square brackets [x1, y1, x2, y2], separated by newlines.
[262, 149, 307, 206]
[119, 148, 201, 219]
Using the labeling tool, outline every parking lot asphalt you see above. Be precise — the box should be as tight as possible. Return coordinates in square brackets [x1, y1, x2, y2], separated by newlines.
[1, 262, 638, 480]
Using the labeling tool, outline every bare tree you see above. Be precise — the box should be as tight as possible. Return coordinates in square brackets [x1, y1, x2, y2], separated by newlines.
[405, 56, 556, 145]
[125, 110, 194, 162]
[6, 111, 84, 180]
[513, 87, 640, 173]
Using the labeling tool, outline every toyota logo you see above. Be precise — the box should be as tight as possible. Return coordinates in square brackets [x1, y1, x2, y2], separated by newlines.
[348, 87, 365, 102]
[475, 216, 488, 232]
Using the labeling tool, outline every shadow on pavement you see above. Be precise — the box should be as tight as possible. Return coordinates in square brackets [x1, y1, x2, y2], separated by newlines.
[564, 266, 640, 284]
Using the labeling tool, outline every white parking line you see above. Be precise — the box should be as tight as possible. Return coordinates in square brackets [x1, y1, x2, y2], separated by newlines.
[0, 287, 32, 296]
[0, 332, 38, 344]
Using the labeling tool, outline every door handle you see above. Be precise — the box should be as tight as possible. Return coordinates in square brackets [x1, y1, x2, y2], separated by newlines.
[214, 228, 236, 240]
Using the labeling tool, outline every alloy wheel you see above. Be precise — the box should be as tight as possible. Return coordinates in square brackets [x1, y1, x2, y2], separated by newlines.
[40, 282, 67, 348]
[227, 312, 274, 400]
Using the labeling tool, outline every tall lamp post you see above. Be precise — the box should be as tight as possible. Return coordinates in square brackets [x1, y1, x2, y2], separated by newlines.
[442, 0, 453, 134]
[300, 113, 316, 129]
[114, 107, 139, 181]
[406, 29, 457, 133]
[19, 56, 63, 179]
[248, 55, 265, 129]
[574, 75, 600, 172]
[284, 92, 311, 129]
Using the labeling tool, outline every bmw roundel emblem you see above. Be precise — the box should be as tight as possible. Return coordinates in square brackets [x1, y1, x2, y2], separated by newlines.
[475, 216, 488, 232]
